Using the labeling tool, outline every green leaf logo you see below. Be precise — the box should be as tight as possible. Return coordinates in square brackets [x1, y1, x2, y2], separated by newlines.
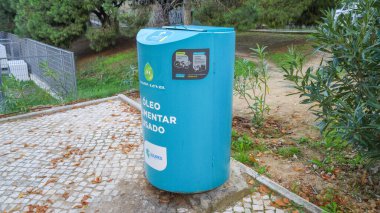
[144, 63, 154, 82]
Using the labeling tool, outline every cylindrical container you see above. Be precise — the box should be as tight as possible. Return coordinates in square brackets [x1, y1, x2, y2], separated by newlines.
[137, 25, 235, 193]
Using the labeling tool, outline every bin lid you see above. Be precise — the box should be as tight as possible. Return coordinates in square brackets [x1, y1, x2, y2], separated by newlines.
[137, 25, 234, 45]
[162, 25, 234, 32]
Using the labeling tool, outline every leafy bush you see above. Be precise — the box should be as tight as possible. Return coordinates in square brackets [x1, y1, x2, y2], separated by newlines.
[234, 46, 270, 127]
[193, 0, 258, 31]
[85, 26, 118, 52]
[119, 6, 150, 38]
[282, 0, 380, 161]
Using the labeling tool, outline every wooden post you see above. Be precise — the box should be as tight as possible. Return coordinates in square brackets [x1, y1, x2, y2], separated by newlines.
[183, 0, 192, 25]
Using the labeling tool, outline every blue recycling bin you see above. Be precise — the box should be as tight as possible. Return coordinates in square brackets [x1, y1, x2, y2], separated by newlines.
[137, 25, 235, 193]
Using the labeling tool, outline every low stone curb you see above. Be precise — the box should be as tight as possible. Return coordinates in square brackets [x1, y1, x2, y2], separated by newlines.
[118, 94, 141, 111]
[0, 96, 119, 123]
[233, 159, 323, 213]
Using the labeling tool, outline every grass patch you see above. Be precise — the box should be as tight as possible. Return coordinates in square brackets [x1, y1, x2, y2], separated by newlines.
[296, 136, 312, 144]
[76, 50, 138, 100]
[1, 76, 59, 114]
[277, 146, 301, 158]
[231, 130, 269, 175]
[1, 49, 139, 114]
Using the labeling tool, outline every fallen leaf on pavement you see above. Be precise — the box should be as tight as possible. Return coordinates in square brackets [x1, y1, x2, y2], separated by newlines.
[44, 178, 58, 186]
[72, 204, 83, 209]
[273, 198, 287, 207]
[27, 204, 49, 213]
[26, 188, 43, 195]
[62, 192, 69, 200]
[81, 195, 91, 206]
[259, 185, 271, 194]
[91, 176, 102, 184]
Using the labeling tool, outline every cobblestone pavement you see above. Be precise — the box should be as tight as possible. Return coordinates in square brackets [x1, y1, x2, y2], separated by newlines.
[219, 191, 290, 213]
[0, 100, 295, 213]
[0, 100, 142, 212]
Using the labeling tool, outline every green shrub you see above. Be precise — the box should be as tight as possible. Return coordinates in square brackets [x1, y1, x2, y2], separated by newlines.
[282, 0, 380, 161]
[119, 6, 150, 38]
[85, 26, 118, 52]
[234, 46, 270, 127]
[193, 0, 258, 31]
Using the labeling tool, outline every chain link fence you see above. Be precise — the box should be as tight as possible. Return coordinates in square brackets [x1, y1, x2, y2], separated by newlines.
[0, 32, 77, 108]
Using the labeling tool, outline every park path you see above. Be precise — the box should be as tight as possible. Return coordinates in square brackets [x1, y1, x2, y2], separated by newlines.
[0, 99, 295, 213]
[0, 100, 143, 212]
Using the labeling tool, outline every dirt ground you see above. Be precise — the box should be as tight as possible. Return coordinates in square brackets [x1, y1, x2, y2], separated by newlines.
[234, 49, 379, 212]
[236, 32, 309, 55]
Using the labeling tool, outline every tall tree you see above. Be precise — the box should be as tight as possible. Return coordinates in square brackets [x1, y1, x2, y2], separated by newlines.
[183, 0, 191, 25]
[295, 0, 337, 26]
[257, 0, 314, 27]
[14, 0, 127, 49]
[15, 0, 89, 47]
[0, 0, 18, 32]
[85, 0, 127, 29]
[83, 0, 127, 51]
[128, 0, 184, 25]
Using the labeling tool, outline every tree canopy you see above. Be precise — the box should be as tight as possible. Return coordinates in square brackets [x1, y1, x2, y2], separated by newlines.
[2, 0, 340, 50]
[0, 0, 18, 32]
[15, 0, 89, 47]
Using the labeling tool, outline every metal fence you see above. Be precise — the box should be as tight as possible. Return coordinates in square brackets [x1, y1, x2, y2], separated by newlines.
[0, 32, 77, 103]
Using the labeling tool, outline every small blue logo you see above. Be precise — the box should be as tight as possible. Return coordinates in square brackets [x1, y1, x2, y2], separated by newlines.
[145, 148, 163, 160]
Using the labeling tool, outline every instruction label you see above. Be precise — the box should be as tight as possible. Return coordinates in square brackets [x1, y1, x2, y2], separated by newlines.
[172, 49, 209, 80]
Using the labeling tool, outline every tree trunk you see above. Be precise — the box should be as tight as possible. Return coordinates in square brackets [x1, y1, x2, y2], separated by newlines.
[183, 0, 191, 25]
